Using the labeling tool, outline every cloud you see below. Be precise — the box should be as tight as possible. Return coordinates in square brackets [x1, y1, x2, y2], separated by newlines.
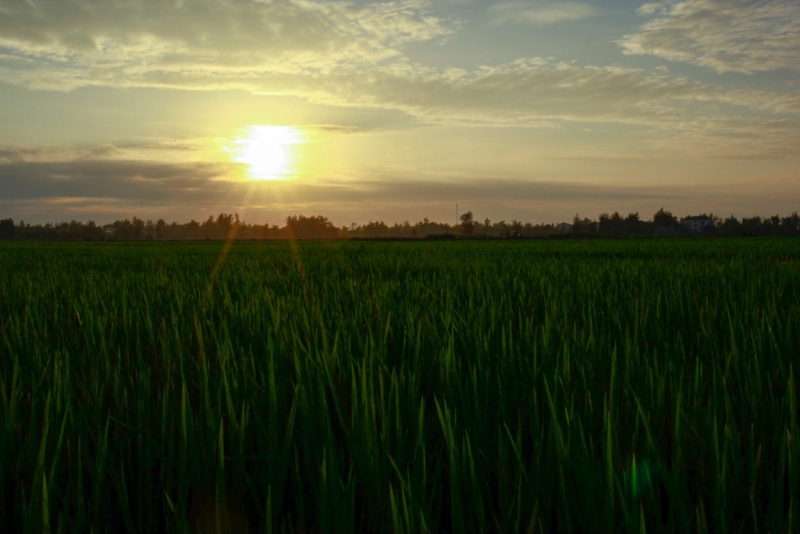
[0, 159, 230, 209]
[0, 144, 123, 163]
[0, 155, 711, 215]
[3, 154, 798, 226]
[288, 59, 800, 127]
[299, 124, 376, 139]
[0, 0, 452, 90]
[620, 0, 800, 74]
[1, 0, 798, 131]
[487, 2, 599, 26]
[1, 138, 798, 226]
[4, 53, 800, 136]
[636, 3, 667, 16]
[6, 34, 799, 129]
[647, 117, 800, 159]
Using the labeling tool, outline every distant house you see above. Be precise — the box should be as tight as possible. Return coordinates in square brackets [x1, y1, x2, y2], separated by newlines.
[681, 215, 714, 234]
[556, 222, 573, 232]
[102, 224, 115, 236]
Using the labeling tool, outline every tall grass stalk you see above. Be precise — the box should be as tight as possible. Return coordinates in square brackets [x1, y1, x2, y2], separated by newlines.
[0, 238, 798, 532]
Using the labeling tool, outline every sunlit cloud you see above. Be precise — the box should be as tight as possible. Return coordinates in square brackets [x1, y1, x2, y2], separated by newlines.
[1, 1, 798, 130]
[286, 60, 800, 127]
[487, 2, 599, 26]
[0, 0, 799, 225]
[646, 118, 800, 160]
[7, 55, 796, 130]
[0, 0, 452, 90]
[620, 0, 800, 74]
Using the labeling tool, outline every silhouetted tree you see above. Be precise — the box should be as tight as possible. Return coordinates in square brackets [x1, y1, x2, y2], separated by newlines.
[741, 216, 764, 236]
[767, 215, 781, 235]
[359, 220, 390, 238]
[523, 222, 534, 236]
[781, 212, 800, 234]
[411, 218, 451, 238]
[598, 212, 625, 236]
[460, 211, 474, 235]
[721, 215, 742, 236]
[132, 217, 145, 238]
[217, 213, 234, 235]
[285, 215, 338, 239]
[653, 208, 678, 228]
[83, 220, 103, 240]
[572, 214, 598, 234]
[624, 212, 645, 235]
[0, 218, 16, 239]
[113, 219, 135, 239]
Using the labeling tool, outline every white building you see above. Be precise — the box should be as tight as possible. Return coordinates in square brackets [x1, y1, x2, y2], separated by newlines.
[681, 215, 714, 234]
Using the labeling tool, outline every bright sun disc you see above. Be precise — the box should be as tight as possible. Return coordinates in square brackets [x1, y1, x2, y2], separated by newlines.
[231, 126, 303, 181]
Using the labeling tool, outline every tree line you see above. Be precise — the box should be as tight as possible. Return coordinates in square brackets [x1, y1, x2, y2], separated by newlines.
[1, 208, 799, 241]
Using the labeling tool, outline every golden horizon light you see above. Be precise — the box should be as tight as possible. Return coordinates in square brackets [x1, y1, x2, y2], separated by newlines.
[1, 0, 799, 224]
[230, 125, 304, 181]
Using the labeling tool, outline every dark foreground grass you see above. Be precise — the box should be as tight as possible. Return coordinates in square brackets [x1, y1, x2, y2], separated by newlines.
[1, 238, 799, 533]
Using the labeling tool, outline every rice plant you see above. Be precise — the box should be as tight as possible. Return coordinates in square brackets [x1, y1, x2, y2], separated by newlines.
[0, 238, 798, 533]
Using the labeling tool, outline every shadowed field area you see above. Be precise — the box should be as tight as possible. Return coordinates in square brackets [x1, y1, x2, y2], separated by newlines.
[1, 239, 799, 533]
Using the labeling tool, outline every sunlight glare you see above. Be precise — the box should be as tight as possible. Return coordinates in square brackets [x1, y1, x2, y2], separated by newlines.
[231, 125, 304, 181]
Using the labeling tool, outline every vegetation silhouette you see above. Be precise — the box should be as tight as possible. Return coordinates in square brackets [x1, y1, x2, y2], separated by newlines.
[1, 209, 798, 241]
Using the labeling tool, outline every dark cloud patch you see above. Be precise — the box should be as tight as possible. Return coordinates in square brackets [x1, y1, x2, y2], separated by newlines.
[0, 144, 123, 163]
[111, 140, 207, 152]
[5, 155, 788, 225]
[0, 159, 230, 202]
[303, 124, 375, 136]
[0, 158, 692, 208]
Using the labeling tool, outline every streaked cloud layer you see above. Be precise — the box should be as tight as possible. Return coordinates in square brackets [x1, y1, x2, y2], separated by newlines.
[0, 0, 451, 89]
[621, 0, 800, 74]
[0, 0, 798, 224]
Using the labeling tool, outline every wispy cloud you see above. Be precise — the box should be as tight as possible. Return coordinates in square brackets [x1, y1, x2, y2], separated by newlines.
[289, 59, 800, 128]
[0, 144, 123, 163]
[620, 0, 800, 74]
[298, 124, 377, 139]
[0, 0, 453, 90]
[3, 55, 800, 160]
[487, 2, 599, 26]
[1, 0, 798, 133]
[646, 118, 800, 160]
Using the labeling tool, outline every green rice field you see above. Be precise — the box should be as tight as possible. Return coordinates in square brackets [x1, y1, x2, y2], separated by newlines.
[1, 238, 799, 533]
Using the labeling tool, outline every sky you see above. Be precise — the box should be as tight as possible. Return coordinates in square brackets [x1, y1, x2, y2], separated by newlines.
[0, 0, 798, 226]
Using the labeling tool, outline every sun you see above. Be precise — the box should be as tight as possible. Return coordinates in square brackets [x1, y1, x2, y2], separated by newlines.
[231, 126, 304, 181]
